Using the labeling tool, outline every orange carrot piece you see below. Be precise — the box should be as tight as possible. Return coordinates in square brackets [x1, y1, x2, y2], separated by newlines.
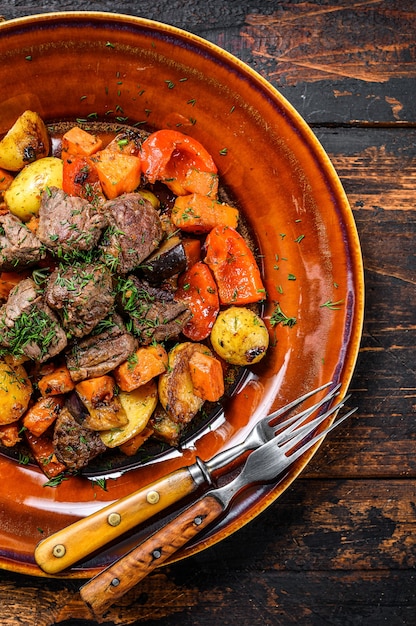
[114, 344, 168, 392]
[0, 423, 21, 447]
[0, 271, 27, 300]
[182, 238, 201, 268]
[61, 126, 103, 159]
[25, 430, 67, 478]
[118, 426, 154, 456]
[23, 396, 64, 437]
[172, 193, 239, 233]
[75, 375, 115, 406]
[90, 148, 142, 199]
[189, 351, 224, 402]
[181, 168, 219, 196]
[26, 215, 40, 233]
[38, 366, 75, 396]
[0, 168, 14, 197]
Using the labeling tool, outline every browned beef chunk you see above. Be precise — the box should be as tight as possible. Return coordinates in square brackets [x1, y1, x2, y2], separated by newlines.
[100, 193, 163, 274]
[0, 212, 45, 271]
[37, 186, 106, 255]
[0, 278, 67, 362]
[53, 406, 106, 472]
[44, 263, 115, 339]
[118, 276, 191, 345]
[66, 314, 137, 382]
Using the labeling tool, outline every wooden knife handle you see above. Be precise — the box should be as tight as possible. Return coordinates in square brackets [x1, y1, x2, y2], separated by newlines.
[80, 495, 224, 617]
[35, 467, 197, 574]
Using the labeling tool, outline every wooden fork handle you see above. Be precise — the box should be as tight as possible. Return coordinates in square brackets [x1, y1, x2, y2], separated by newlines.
[80, 495, 224, 617]
[35, 467, 198, 574]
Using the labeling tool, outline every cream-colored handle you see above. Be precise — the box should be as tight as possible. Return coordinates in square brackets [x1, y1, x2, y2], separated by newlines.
[35, 467, 197, 574]
[80, 495, 223, 617]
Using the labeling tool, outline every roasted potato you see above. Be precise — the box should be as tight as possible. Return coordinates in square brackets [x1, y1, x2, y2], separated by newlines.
[210, 306, 269, 365]
[0, 359, 32, 425]
[4, 156, 63, 221]
[158, 342, 212, 424]
[100, 380, 158, 448]
[0, 110, 50, 171]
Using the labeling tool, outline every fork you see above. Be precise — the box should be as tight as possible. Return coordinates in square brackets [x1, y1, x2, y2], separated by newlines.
[205, 381, 341, 473]
[80, 400, 357, 616]
[35, 381, 341, 574]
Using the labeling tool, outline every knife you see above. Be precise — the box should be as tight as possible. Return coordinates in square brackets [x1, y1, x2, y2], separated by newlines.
[80, 405, 357, 616]
[35, 382, 337, 574]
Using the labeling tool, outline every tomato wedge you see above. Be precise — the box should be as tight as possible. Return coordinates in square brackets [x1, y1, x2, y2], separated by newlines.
[204, 226, 266, 305]
[140, 129, 218, 195]
[175, 261, 220, 341]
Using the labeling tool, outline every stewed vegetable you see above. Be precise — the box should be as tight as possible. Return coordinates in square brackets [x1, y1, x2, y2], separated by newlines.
[0, 111, 269, 481]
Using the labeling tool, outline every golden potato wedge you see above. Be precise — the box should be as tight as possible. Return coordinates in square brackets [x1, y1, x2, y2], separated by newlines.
[0, 110, 50, 171]
[210, 306, 269, 365]
[0, 359, 32, 425]
[100, 380, 158, 448]
[4, 156, 63, 222]
[158, 342, 213, 424]
[150, 405, 181, 446]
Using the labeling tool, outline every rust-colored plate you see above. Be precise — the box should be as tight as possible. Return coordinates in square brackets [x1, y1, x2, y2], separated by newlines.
[0, 12, 364, 578]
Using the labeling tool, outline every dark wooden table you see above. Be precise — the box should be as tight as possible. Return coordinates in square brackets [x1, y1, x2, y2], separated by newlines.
[1, 1, 415, 624]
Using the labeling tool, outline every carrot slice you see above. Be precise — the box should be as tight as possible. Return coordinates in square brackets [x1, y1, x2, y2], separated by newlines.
[182, 238, 201, 268]
[90, 148, 142, 199]
[181, 168, 219, 196]
[118, 426, 154, 456]
[172, 193, 239, 233]
[23, 396, 64, 437]
[114, 344, 168, 392]
[175, 262, 219, 341]
[26, 215, 40, 233]
[204, 225, 266, 305]
[75, 375, 115, 406]
[0, 423, 21, 447]
[61, 126, 103, 159]
[0, 271, 28, 300]
[189, 351, 224, 402]
[0, 168, 14, 197]
[38, 366, 75, 397]
[25, 430, 67, 478]
[167, 168, 219, 196]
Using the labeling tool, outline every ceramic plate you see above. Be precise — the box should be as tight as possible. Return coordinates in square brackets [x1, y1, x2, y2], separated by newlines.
[0, 12, 364, 578]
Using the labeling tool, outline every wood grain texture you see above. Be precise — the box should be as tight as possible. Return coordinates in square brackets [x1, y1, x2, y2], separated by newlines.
[80, 496, 224, 617]
[0, 1, 415, 624]
[34, 468, 198, 575]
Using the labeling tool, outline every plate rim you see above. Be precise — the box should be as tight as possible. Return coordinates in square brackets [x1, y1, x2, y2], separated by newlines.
[0, 11, 365, 578]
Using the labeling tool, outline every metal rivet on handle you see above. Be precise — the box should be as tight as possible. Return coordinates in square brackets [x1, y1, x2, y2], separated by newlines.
[111, 578, 120, 587]
[107, 512, 121, 527]
[146, 490, 160, 504]
[52, 544, 66, 558]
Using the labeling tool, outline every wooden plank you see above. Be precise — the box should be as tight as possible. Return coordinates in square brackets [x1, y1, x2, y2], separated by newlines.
[0, 3, 414, 625]
[5, 2, 416, 123]
[297, 126, 416, 478]
[0, 479, 414, 624]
